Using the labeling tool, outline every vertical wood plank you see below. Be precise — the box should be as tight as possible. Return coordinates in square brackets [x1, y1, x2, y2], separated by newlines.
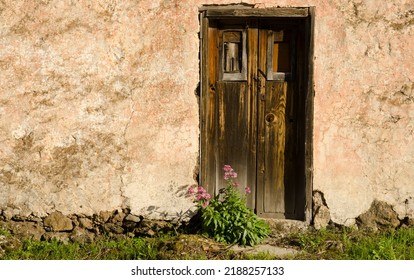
[217, 82, 249, 195]
[264, 82, 286, 214]
[256, 28, 268, 216]
[246, 21, 258, 210]
[283, 82, 297, 216]
[304, 7, 316, 223]
[201, 22, 219, 196]
[200, 14, 210, 189]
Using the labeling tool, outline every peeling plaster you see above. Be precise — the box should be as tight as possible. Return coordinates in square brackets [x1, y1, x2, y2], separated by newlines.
[1, 0, 414, 225]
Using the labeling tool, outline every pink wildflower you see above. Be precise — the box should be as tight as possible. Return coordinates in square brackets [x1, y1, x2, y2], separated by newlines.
[245, 186, 251, 194]
[197, 186, 205, 193]
[187, 185, 195, 195]
[202, 201, 209, 208]
[232, 182, 239, 187]
[224, 170, 237, 180]
[223, 165, 233, 172]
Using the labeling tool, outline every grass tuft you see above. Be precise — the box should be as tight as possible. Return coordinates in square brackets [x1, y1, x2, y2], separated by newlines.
[1, 225, 414, 260]
[289, 227, 414, 260]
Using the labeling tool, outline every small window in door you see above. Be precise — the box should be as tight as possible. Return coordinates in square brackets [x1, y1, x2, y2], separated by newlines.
[267, 30, 295, 81]
[220, 29, 247, 81]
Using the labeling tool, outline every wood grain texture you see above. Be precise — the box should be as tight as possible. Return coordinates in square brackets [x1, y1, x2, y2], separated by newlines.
[205, 7, 309, 18]
[200, 11, 313, 220]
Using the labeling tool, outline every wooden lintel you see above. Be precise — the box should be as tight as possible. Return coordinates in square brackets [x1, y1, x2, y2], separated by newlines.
[205, 7, 309, 18]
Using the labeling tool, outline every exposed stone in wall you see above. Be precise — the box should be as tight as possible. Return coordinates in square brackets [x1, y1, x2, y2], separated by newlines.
[43, 211, 73, 232]
[356, 200, 401, 231]
[312, 191, 331, 229]
[0, 209, 178, 244]
[1, 0, 414, 225]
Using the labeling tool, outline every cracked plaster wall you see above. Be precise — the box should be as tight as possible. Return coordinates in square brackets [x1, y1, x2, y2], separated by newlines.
[1, 0, 414, 225]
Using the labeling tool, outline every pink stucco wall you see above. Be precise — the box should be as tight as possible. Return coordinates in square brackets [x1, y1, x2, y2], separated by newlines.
[0, 0, 413, 225]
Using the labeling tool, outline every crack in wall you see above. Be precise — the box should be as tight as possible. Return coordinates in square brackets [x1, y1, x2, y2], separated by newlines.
[122, 96, 136, 154]
[119, 174, 130, 210]
[118, 87, 136, 210]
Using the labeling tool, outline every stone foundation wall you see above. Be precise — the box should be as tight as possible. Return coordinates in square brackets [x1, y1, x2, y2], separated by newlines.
[0, 209, 181, 244]
[1, 0, 414, 226]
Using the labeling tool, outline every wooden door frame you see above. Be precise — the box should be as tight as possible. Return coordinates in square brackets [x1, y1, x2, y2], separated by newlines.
[199, 6, 315, 222]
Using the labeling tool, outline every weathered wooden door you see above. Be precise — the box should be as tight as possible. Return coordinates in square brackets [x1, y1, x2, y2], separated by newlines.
[200, 8, 314, 220]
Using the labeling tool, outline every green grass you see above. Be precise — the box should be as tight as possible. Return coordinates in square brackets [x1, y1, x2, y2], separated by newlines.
[1, 237, 160, 260]
[1, 225, 414, 260]
[289, 227, 414, 260]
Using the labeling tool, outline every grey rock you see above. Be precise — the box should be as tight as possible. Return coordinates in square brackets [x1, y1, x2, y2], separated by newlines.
[232, 244, 298, 258]
[125, 214, 141, 223]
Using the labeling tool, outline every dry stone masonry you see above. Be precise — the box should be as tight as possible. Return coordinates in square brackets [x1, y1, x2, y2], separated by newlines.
[0, 209, 176, 244]
[1, 0, 414, 230]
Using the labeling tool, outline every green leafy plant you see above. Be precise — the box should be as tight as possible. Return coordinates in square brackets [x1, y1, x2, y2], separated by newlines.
[187, 165, 270, 246]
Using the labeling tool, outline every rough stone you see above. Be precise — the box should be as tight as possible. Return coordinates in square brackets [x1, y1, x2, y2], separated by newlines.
[44, 211, 73, 232]
[42, 232, 71, 245]
[122, 221, 138, 233]
[314, 206, 331, 230]
[112, 211, 126, 224]
[135, 220, 172, 236]
[99, 211, 114, 223]
[8, 221, 45, 241]
[79, 217, 94, 230]
[2, 208, 20, 221]
[26, 215, 43, 223]
[232, 244, 298, 258]
[356, 200, 400, 231]
[313, 191, 331, 229]
[103, 223, 124, 234]
[125, 214, 141, 223]
[69, 228, 95, 244]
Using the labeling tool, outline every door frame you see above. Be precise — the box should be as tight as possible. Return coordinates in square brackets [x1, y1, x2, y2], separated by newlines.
[199, 6, 315, 222]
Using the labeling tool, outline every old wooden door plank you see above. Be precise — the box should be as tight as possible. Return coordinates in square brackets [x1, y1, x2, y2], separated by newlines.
[216, 82, 249, 194]
[264, 82, 287, 214]
[256, 28, 268, 216]
[246, 22, 258, 209]
[304, 7, 315, 222]
[201, 25, 219, 195]
[205, 7, 309, 18]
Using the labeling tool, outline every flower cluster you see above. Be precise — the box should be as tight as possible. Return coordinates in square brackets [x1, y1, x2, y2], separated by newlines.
[223, 165, 237, 180]
[187, 164, 270, 246]
[187, 185, 211, 208]
[187, 165, 252, 210]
